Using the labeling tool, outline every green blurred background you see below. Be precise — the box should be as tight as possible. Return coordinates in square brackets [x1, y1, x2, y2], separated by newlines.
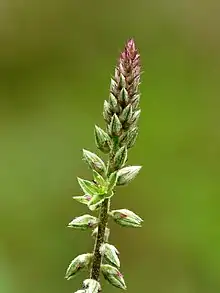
[0, 1, 219, 293]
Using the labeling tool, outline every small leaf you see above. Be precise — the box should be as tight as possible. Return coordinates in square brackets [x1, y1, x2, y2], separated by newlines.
[68, 214, 99, 230]
[82, 150, 107, 175]
[117, 166, 142, 185]
[88, 194, 105, 211]
[65, 253, 93, 280]
[101, 264, 126, 290]
[108, 171, 118, 191]
[93, 170, 107, 189]
[77, 178, 100, 196]
[72, 194, 92, 205]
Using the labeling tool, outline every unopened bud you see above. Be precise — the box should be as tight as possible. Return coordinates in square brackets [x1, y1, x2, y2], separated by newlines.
[117, 166, 142, 185]
[109, 93, 120, 113]
[121, 127, 138, 149]
[113, 146, 127, 169]
[103, 100, 112, 123]
[65, 253, 92, 280]
[119, 74, 126, 88]
[82, 149, 106, 175]
[109, 114, 122, 136]
[83, 279, 101, 293]
[94, 125, 111, 154]
[74, 290, 85, 293]
[127, 127, 138, 148]
[68, 215, 99, 230]
[118, 88, 129, 105]
[110, 78, 117, 93]
[101, 264, 126, 290]
[130, 109, 141, 126]
[100, 243, 120, 268]
[109, 209, 143, 228]
[119, 104, 133, 124]
[131, 94, 140, 110]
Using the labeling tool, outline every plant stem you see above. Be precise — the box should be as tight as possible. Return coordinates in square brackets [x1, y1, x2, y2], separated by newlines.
[90, 198, 109, 280]
[90, 141, 118, 280]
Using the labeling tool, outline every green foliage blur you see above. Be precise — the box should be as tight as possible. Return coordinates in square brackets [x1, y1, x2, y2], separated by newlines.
[0, 1, 219, 293]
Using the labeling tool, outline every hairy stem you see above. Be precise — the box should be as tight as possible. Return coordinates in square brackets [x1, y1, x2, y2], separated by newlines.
[90, 198, 109, 280]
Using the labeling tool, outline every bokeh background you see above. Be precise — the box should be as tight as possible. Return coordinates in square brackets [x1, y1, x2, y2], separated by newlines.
[0, 1, 220, 293]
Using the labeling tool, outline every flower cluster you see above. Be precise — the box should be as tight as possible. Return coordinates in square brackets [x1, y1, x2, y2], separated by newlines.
[65, 39, 143, 292]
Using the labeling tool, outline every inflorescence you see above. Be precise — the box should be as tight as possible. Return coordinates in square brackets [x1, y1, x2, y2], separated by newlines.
[65, 39, 143, 293]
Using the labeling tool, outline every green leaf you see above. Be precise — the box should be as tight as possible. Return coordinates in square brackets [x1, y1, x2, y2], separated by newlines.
[72, 194, 92, 205]
[93, 170, 107, 188]
[77, 178, 100, 196]
[88, 194, 106, 211]
[108, 171, 118, 191]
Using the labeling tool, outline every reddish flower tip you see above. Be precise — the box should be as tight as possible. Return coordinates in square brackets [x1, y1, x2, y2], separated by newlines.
[126, 39, 136, 50]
